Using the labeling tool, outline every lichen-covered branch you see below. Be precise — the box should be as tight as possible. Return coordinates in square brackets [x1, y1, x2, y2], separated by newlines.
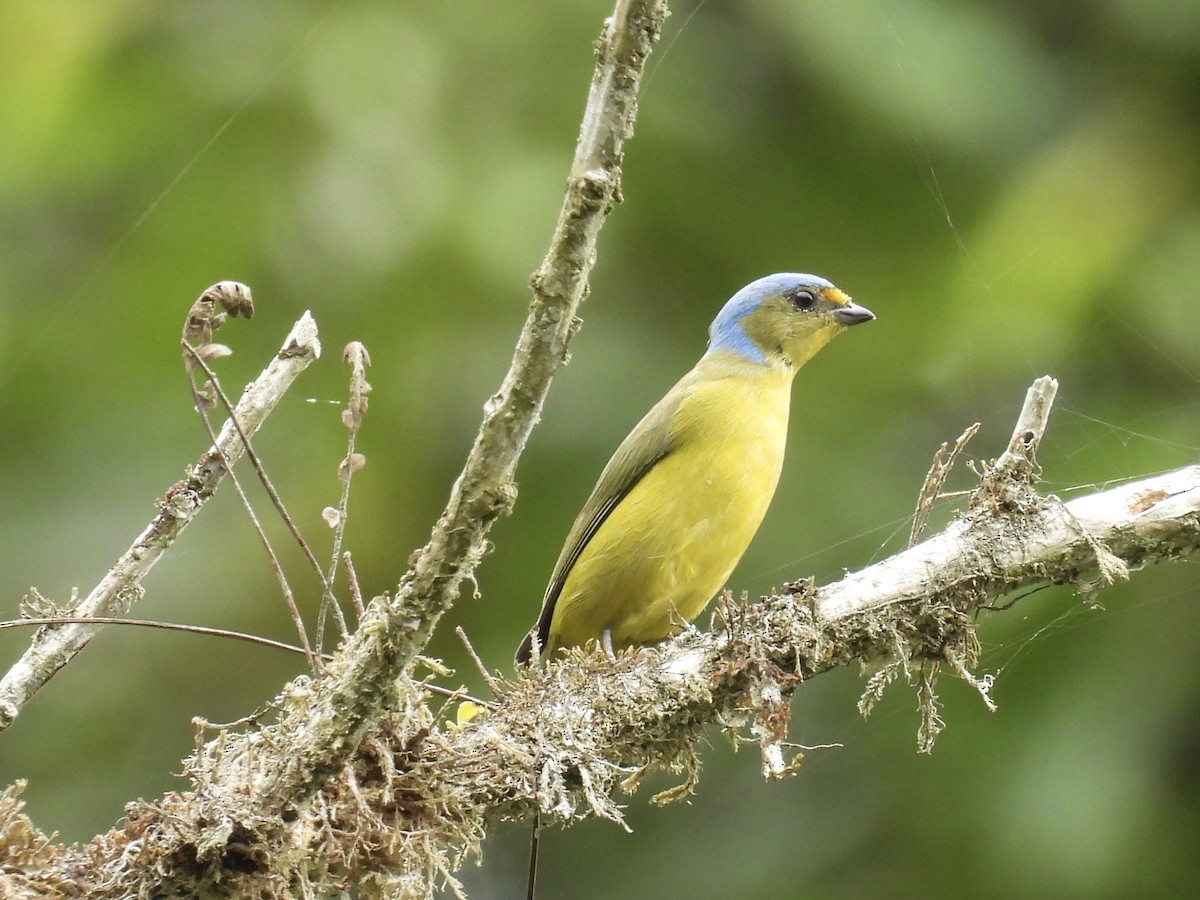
[236, 0, 671, 814]
[0, 306, 320, 732]
[391, 0, 668, 693]
[7, 377, 1196, 898]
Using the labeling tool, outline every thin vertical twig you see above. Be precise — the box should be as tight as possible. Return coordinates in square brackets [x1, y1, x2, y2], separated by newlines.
[183, 343, 318, 672]
[909, 422, 980, 547]
[317, 342, 371, 651]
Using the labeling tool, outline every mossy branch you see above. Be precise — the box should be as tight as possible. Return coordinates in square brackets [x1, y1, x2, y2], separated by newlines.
[4, 0, 1198, 895]
[231, 0, 670, 817]
[5, 376, 1198, 897]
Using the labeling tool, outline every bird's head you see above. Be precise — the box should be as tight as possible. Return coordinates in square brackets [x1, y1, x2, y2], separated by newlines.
[707, 273, 874, 369]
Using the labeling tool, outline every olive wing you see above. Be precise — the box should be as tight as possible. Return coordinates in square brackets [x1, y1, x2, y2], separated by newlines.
[514, 388, 686, 664]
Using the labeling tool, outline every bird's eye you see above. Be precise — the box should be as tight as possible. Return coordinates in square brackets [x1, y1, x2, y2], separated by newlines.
[789, 289, 816, 309]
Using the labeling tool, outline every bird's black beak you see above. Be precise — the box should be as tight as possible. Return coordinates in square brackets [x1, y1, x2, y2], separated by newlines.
[832, 301, 875, 326]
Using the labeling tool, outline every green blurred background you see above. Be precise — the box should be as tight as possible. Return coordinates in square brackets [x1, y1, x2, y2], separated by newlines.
[2, 0, 1199, 896]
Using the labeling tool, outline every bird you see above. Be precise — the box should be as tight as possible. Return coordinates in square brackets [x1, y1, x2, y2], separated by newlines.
[515, 273, 874, 665]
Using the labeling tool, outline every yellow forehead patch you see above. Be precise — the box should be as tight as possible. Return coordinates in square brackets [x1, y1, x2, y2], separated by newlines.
[821, 286, 853, 307]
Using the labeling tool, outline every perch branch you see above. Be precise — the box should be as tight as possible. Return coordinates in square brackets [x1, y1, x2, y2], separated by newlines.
[18, 378, 1197, 898]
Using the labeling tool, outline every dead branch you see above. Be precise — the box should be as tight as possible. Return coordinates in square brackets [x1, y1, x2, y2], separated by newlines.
[0, 306, 320, 731]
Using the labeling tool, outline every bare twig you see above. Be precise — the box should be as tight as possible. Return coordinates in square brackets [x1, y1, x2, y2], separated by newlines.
[185, 328, 339, 615]
[0, 616, 319, 658]
[0, 307, 320, 731]
[992, 375, 1058, 481]
[908, 421, 980, 547]
[456, 626, 504, 699]
[0, 615, 486, 706]
[182, 342, 318, 672]
[317, 342, 372, 651]
[344, 551, 366, 619]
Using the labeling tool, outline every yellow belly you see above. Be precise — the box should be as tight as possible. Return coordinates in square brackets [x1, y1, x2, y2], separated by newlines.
[547, 366, 791, 651]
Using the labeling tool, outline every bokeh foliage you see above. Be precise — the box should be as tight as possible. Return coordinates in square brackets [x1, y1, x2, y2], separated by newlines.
[1, 1, 1198, 897]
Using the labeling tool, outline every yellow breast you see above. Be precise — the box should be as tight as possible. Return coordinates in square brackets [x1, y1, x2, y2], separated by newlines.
[547, 356, 793, 651]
